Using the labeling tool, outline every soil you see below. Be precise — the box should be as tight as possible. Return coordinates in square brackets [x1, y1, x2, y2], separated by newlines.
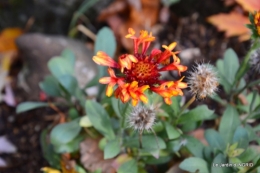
[0, 0, 250, 173]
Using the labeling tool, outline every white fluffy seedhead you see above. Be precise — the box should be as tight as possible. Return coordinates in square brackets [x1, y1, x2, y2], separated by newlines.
[250, 49, 260, 74]
[187, 63, 219, 99]
[127, 105, 156, 131]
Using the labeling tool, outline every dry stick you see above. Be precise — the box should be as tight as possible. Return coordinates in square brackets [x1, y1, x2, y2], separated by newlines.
[48, 102, 66, 123]
[77, 24, 96, 41]
[24, 17, 35, 32]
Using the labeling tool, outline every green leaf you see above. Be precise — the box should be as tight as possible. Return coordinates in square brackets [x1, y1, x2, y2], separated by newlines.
[233, 126, 249, 149]
[219, 105, 240, 144]
[69, 0, 99, 29]
[244, 124, 258, 142]
[203, 146, 213, 162]
[48, 57, 74, 79]
[104, 140, 120, 159]
[75, 164, 87, 173]
[185, 136, 204, 158]
[223, 48, 239, 85]
[40, 129, 61, 169]
[53, 135, 84, 153]
[179, 157, 209, 173]
[16, 102, 49, 113]
[94, 27, 116, 57]
[181, 121, 199, 132]
[85, 100, 115, 140]
[216, 59, 232, 93]
[61, 49, 75, 67]
[111, 97, 129, 118]
[124, 135, 166, 152]
[57, 75, 78, 95]
[50, 119, 81, 145]
[205, 129, 226, 151]
[160, 96, 181, 117]
[146, 91, 163, 106]
[211, 154, 231, 173]
[145, 156, 171, 165]
[178, 105, 215, 124]
[247, 158, 260, 173]
[94, 27, 116, 97]
[39, 75, 62, 97]
[118, 159, 138, 173]
[68, 108, 80, 119]
[164, 122, 181, 140]
[79, 116, 92, 127]
[151, 121, 164, 133]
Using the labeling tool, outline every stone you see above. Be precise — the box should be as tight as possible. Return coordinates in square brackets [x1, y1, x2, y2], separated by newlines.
[16, 33, 97, 100]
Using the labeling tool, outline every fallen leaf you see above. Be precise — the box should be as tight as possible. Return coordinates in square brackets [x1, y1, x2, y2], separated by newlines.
[60, 155, 78, 173]
[0, 136, 17, 154]
[207, 12, 250, 41]
[0, 28, 23, 52]
[80, 138, 116, 173]
[98, 0, 160, 51]
[236, 0, 260, 13]
[189, 128, 208, 145]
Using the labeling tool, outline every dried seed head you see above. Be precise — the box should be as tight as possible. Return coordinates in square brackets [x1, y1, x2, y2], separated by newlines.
[187, 63, 219, 99]
[250, 49, 260, 74]
[127, 105, 156, 131]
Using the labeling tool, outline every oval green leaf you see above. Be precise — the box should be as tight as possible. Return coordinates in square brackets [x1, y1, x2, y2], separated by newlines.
[16, 102, 49, 114]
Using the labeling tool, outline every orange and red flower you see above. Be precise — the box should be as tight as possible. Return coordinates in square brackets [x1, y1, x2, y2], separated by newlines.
[254, 11, 260, 35]
[92, 28, 188, 106]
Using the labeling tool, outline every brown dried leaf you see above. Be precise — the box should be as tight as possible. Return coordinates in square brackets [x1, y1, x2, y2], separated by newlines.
[80, 138, 116, 173]
[236, 0, 260, 12]
[207, 12, 250, 41]
[60, 155, 78, 173]
[190, 128, 208, 146]
[98, 0, 160, 51]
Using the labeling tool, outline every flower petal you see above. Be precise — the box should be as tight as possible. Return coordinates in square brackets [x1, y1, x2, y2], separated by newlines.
[93, 51, 119, 68]
[131, 99, 138, 106]
[125, 28, 135, 38]
[106, 84, 114, 97]
[99, 77, 112, 84]
[140, 94, 148, 103]
[164, 97, 172, 105]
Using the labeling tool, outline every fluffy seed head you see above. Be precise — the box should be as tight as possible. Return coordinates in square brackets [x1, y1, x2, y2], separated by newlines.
[250, 48, 260, 74]
[187, 63, 219, 99]
[127, 105, 156, 131]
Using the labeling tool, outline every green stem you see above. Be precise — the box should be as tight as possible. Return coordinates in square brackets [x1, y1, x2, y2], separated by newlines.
[235, 79, 260, 96]
[179, 95, 196, 116]
[139, 130, 143, 149]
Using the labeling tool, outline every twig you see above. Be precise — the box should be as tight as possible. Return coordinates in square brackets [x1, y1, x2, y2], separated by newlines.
[48, 102, 66, 123]
[77, 24, 96, 41]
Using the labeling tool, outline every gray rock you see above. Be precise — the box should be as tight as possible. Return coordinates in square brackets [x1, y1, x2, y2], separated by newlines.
[16, 33, 97, 99]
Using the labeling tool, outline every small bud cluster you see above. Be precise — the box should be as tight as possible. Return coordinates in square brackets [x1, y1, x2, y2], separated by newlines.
[188, 63, 219, 99]
[127, 105, 156, 131]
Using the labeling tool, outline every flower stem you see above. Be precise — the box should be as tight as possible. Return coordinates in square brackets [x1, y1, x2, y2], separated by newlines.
[139, 130, 143, 149]
[179, 95, 196, 115]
